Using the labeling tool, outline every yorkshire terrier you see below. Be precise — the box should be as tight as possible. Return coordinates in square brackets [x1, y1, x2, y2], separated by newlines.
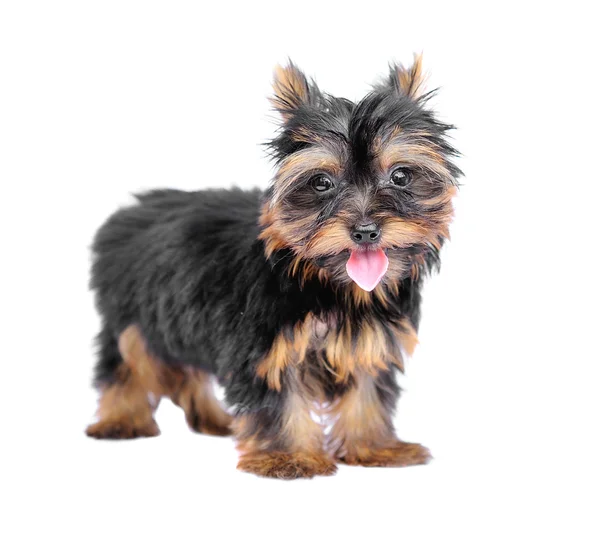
[86, 55, 461, 479]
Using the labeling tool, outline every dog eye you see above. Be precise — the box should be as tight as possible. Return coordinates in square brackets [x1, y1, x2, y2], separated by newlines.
[311, 174, 334, 192]
[389, 168, 412, 188]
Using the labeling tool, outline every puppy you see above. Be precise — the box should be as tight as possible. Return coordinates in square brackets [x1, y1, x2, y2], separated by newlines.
[86, 55, 461, 479]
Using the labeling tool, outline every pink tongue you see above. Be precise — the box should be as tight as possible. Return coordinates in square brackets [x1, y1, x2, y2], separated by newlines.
[346, 248, 389, 291]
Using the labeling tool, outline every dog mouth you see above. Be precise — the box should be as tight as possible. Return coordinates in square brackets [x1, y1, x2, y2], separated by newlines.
[345, 247, 389, 292]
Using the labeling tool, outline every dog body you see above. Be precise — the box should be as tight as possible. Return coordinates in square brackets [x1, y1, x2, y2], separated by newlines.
[87, 57, 461, 478]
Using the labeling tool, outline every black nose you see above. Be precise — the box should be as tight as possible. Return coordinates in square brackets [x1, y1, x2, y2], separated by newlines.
[351, 223, 381, 244]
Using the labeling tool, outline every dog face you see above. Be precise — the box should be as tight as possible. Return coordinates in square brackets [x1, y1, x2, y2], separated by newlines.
[260, 57, 461, 291]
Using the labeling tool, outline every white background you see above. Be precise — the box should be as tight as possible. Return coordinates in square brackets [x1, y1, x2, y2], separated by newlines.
[1, 1, 598, 533]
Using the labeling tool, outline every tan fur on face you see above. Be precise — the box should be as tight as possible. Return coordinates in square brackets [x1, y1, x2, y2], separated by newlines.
[379, 177, 457, 255]
[380, 218, 433, 248]
[261, 180, 455, 288]
[260, 90, 457, 290]
[379, 134, 453, 182]
[257, 204, 289, 258]
[268, 147, 343, 207]
[305, 216, 354, 258]
[260, 210, 317, 256]
[259, 145, 345, 259]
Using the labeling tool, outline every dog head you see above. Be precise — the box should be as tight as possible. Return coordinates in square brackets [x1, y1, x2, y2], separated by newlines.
[260, 56, 461, 292]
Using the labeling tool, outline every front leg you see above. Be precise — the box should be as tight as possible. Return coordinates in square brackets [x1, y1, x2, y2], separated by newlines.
[233, 369, 337, 479]
[330, 370, 431, 467]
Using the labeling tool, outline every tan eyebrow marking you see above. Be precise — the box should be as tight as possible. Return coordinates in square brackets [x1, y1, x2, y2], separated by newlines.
[377, 132, 453, 183]
[270, 147, 343, 205]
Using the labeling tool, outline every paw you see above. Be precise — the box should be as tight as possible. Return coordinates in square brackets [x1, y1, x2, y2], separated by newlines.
[237, 451, 338, 479]
[186, 409, 233, 437]
[339, 441, 432, 467]
[191, 417, 233, 437]
[85, 418, 160, 440]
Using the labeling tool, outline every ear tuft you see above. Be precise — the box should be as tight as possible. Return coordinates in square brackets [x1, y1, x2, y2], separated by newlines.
[270, 62, 311, 118]
[388, 53, 427, 100]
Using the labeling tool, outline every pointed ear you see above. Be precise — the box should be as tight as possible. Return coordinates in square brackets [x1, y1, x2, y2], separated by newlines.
[269, 62, 312, 119]
[387, 53, 427, 100]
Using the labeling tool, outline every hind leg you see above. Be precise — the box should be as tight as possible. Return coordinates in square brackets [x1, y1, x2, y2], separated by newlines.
[171, 369, 232, 436]
[87, 325, 232, 438]
[86, 325, 166, 439]
[85, 368, 160, 439]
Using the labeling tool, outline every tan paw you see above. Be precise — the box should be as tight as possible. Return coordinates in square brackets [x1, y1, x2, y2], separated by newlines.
[192, 416, 233, 437]
[340, 441, 432, 467]
[85, 418, 160, 440]
[237, 451, 338, 479]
